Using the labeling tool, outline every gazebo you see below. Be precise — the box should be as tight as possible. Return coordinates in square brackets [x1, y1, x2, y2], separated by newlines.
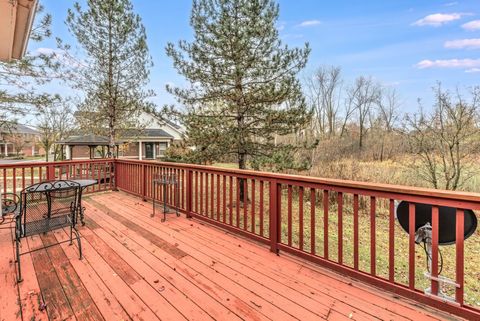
[56, 134, 123, 160]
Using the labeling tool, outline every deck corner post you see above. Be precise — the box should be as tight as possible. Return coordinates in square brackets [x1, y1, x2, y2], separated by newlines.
[269, 179, 280, 254]
[46, 164, 55, 181]
[186, 169, 193, 218]
[112, 159, 119, 191]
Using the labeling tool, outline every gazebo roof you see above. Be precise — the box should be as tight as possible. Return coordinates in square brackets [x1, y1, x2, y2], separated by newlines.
[56, 134, 124, 146]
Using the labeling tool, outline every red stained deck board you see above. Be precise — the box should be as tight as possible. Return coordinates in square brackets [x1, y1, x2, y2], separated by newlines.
[101, 191, 457, 321]
[92, 196, 332, 319]
[98, 194, 414, 321]
[87, 220, 247, 320]
[0, 224, 22, 321]
[0, 190, 464, 321]
[28, 235, 76, 321]
[38, 233, 104, 321]
[79, 225, 184, 321]
[52, 229, 131, 321]
[71, 224, 162, 321]
[16, 235, 45, 321]
[83, 200, 279, 321]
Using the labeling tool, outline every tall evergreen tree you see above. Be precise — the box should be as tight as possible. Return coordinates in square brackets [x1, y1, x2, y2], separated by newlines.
[167, 0, 313, 178]
[0, 5, 59, 130]
[64, 0, 153, 156]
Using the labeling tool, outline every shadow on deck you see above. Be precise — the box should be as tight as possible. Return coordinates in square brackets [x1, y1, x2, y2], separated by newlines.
[0, 191, 461, 320]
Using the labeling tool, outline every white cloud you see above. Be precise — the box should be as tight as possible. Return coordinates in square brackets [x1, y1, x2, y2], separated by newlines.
[416, 58, 480, 69]
[277, 21, 286, 31]
[444, 38, 480, 49]
[466, 68, 480, 73]
[462, 20, 480, 31]
[297, 20, 321, 27]
[444, 2, 458, 6]
[33, 47, 63, 56]
[412, 13, 468, 26]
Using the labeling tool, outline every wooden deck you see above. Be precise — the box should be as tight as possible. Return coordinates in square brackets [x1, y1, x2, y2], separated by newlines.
[0, 191, 461, 321]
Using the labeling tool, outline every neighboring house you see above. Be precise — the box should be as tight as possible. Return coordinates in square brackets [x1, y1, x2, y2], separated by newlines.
[57, 111, 185, 160]
[0, 0, 37, 62]
[0, 123, 43, 157]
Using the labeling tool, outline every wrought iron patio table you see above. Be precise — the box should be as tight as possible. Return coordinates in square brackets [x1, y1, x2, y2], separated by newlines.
[72, 179, 97, 225]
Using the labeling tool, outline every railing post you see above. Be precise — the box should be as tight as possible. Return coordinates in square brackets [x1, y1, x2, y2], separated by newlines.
[186, 169, 193, 218]
[113, 159, 118, 191]
[46, 164, 55, 181]
[142, 163, 147, 201]
[269, 179, 280, 254]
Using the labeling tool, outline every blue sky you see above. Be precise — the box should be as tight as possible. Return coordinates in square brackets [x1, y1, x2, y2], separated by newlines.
[32, 0, 480, 113]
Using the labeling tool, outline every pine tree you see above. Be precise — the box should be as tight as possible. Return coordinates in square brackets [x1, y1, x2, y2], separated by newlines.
[167, 0, 313, 183]
[64, 0, 153, 156]
[0, 5, 59, 130]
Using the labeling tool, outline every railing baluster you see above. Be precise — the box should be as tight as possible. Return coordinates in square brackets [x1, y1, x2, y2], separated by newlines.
[259, 181, 264, 237]
[323, 190, 329, 260]
[186, 170, 193, 218]
[217, 174, 220, 221]
[222, 175, 226, 223]
[389, 199, 395, 282]
[229, 176, 233, 225]
[456, 208, 464, 305]
[200, 172, 204, 215]
[370, 196, 376, 275]
[195, 171, 198, 213]
[338, 192, 343, 264]
[2, 168, 6, 194]
[310, 188, 316, 255]
[21, 168, 25, 191]
[269, 180, 280, 253]
[251, 180, 255, 234]
[408, 202, 415, 289]
[210, 173, 214, 218]
[243, 178, 248, 230]
[236, 177, 240, 227]
[431, 205, 439, 295]
[287, 185, 292, 246]
[353, 194, 359, 270]
[205, 172, 209, 216]
[12, 168, 16, 195]
[299, 186, 304, 251]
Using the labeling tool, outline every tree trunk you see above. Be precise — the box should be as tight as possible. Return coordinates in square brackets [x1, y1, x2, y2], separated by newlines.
[238, 151, 247, 203]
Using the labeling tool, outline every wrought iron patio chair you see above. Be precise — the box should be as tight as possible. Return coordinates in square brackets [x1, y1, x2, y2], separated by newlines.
[1, 192, 20, 227]
[15, 180, 82, 282]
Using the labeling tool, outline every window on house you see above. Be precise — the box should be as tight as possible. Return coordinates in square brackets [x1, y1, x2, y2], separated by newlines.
[157, 142, 168, 157]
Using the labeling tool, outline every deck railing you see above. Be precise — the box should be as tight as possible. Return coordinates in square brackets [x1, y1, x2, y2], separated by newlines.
[0, 159, 114, 196]
[2, 158, 480, 319]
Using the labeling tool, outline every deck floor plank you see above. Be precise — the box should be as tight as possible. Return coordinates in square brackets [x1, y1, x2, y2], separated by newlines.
[69, 225, 162, 321]
[88, 197, 334, 319]
[28, 235, 76, 321]
[94, 194, 388, 320]
[38, 233, 104, 321]
[0, 190, 464, 321]
[0, 224, 22, 321]
[52, 228, 132, 321]
[101, 191, 459, 321]
[84, 200, 279, 321]
[88, 226, 214, 321]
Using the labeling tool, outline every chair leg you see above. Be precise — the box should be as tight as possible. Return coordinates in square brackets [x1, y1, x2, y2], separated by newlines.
[73, 228, 82, 259]
[16, 239, 22, 283]
[70, 225, 73, 245]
